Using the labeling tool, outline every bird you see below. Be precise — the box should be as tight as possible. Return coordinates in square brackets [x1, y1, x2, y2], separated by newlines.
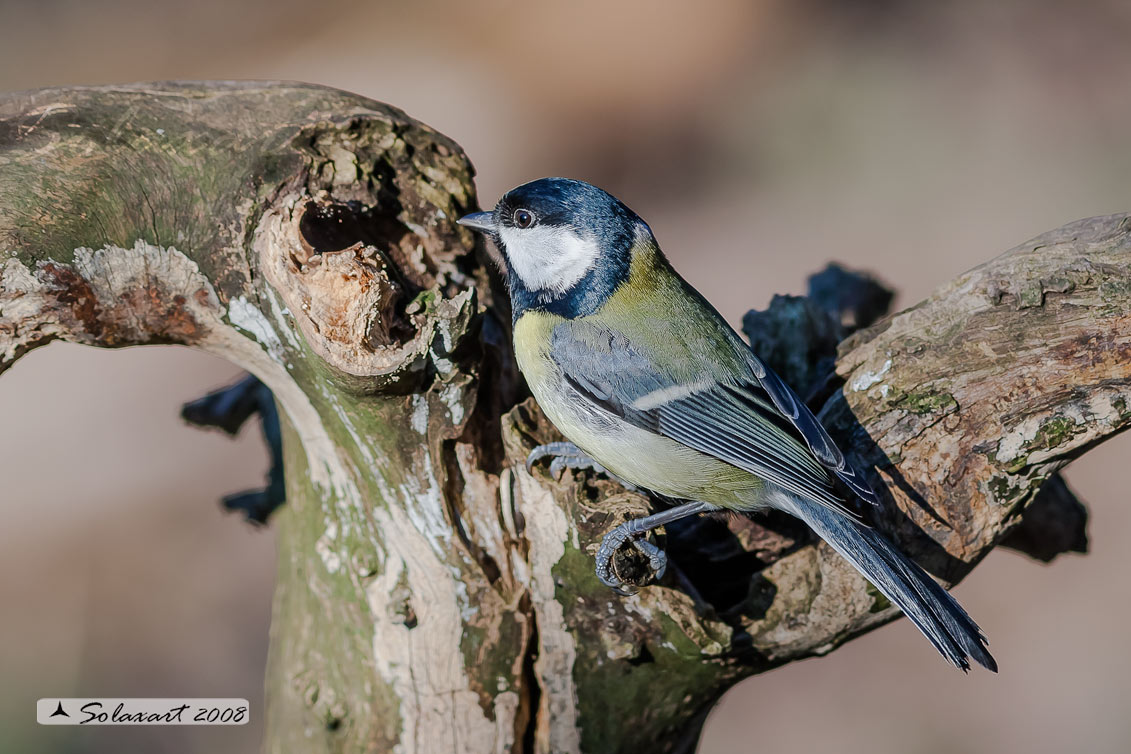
[458, 177, 996, 672]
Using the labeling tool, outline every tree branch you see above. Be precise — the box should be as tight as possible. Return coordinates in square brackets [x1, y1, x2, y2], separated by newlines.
[1, 83, 1126, 754]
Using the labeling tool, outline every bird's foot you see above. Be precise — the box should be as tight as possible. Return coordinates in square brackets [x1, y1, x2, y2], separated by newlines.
[596, 521, 668, 595]
[525, 442, 640, 491]
[594, 500, 717, 595]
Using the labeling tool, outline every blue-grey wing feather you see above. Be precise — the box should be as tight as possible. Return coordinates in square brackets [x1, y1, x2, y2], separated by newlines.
[654, 387, 852, 513]
[739, 349, 881, 506]
[550, 321, 867, 516]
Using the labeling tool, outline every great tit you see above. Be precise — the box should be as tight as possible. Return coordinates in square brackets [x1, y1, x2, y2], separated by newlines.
[459, 177, 995, 672]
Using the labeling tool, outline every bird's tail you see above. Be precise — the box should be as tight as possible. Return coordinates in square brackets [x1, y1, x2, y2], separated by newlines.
[778, 493, 997, 672]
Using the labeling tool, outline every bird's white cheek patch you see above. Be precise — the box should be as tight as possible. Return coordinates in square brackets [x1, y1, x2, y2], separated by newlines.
[499, 226, 599, 293]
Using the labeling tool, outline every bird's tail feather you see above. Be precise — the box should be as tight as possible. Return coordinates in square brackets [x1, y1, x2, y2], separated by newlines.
[779, 493, 997, 672]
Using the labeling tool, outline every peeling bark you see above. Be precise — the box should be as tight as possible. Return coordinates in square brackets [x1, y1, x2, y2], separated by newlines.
[1, 83, 1126, 754]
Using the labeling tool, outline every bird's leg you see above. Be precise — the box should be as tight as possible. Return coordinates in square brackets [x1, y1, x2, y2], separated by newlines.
[525, 443, 712, 591]
[525, 442, 640, 491]
[596, 501, 717, 594]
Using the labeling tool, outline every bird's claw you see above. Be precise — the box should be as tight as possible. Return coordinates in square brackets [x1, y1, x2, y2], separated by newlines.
[525, 442, 639, 491]
[595, 519, 668, 594]
[526, 442, 585, 474]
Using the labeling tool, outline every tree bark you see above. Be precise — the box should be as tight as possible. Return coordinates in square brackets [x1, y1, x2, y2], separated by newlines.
[1, 82, 1127, 754]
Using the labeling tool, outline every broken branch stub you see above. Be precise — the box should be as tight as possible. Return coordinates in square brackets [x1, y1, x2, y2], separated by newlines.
[255, 191, 479, 392]
[1, 83, 1126, 754]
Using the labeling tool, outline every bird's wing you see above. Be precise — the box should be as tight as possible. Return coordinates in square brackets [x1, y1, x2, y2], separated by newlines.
[550, 319, 872, 516]
[738, 349, 881, 507]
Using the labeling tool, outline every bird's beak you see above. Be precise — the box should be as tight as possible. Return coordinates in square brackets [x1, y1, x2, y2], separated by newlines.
[457, 211, 497, 233]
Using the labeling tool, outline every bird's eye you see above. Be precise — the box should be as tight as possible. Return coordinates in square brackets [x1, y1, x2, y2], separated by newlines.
[513, 209, 535, 229]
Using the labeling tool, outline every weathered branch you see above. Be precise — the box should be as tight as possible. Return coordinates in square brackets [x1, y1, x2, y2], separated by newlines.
[1, 83, 1127, 754]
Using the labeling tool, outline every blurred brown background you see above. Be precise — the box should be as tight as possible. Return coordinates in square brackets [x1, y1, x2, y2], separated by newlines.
[2, 1, 1130, 752]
